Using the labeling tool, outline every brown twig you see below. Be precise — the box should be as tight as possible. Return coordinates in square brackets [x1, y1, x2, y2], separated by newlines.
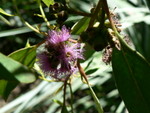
[77, 60, 89, 84]
[88, 0, 102, 28]
[102, 0, 117, 32]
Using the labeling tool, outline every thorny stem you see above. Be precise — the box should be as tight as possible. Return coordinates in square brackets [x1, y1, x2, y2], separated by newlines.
[77, 60, 104, 113]
[88, 0, 102, 28]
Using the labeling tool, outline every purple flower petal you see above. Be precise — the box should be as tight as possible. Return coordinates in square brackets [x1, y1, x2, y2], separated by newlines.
[47, 26, 70, 45]
[37, 25, 84, 80]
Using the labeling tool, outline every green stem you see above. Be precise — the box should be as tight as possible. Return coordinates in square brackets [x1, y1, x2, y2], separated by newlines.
[24, 21, 41, 34]
[102, 0, 125, 45]
[61, 80, 69, 113]
[99, 6, 105, 30]
[63, 81, 67, 107]
[69, 83, 74, 113]
[77, 60, 104, 113]
[88, 0, 102, 28]
[13, 0, 41, 34]
[87, 82, 103, 113]
[38, 0, 51, 28]
[102, 0, 120, 37]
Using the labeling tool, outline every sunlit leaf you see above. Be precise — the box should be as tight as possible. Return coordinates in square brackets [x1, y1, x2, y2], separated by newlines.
[112, 39, 150, 113]
[42, 0, 54, 7]
[0, 53, 36, 83]
[0, 62, 19, 100]
[71, 17, 90, 35]
[9, 46, 37, 68]
[53, 99, 63, 106]
[0, 8, 14, 16]
[87, 83, 103, 113]
[25, 39, 31, 47]
[0, 53, 36, 99]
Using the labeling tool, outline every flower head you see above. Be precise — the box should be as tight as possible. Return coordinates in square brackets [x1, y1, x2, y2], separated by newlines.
[47, 26, 70, 45]
[37, 26, 83, 81]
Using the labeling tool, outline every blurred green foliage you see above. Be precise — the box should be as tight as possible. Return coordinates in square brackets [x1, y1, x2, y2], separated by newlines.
[0, 0, 150, 113]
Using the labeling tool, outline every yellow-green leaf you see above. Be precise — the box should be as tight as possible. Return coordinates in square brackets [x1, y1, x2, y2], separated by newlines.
[9, 46, 37, 68]
[42, 0, 54, 7]
[0, 53, 36, 99]
[0, 53, 36, 83]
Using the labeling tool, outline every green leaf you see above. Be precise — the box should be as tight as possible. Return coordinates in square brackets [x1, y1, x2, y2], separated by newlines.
[85, 68, 98, 75]
[0, 62, 19, 100]
[0, 80, 18, 100]
[0, 8, 14, 16]
[0, 53, 36, 83]
[112, 39, 150, 113]
[53, 99, 63, 106]
[87, 83, 103, 113]
[42, 0, 54, 7]
[9, 46, 37, 68]
[0, 53, 36, 99]
[71, 17, 90, 35]
[25, 39, 31, 47]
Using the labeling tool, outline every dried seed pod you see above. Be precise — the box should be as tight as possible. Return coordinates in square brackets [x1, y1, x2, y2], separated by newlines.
[80, 27, 109, 51]
[102, 45, 113, 64]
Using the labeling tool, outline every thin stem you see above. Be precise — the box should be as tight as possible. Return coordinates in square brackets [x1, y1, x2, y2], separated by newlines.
[24, 22, 41, 34]
[102, 0, 124, 44]
[69, 83, 74, 113]
[102, 0, 118, 36]
[99, 6, 105, 30]
[77, 60, 104, 113]
[63, 80, 67, 108]
[13, 0, 41, 34]
[88, 0, 102, 28]
[38, 0, 51, 28]
[68, 38, 78, 43]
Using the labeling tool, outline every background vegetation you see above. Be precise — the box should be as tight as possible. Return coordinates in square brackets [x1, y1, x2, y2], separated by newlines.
[0, 0, 150, 113]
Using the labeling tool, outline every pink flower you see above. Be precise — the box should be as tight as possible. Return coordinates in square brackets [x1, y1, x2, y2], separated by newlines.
[47, 26, 70, 45]
[37, 26, 84, 81]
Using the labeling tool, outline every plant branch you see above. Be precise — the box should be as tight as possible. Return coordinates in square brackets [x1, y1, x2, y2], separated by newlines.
[77, 60, 104, 113]
[62, 80, 67, 108]
[69, 83, 74, 113]
[102, 0, 123, 40]
[88, 0, 102, 28]
[13, 0, 42, 34]
[38, 0, 51, 28]
[99, 6, 105, 30]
